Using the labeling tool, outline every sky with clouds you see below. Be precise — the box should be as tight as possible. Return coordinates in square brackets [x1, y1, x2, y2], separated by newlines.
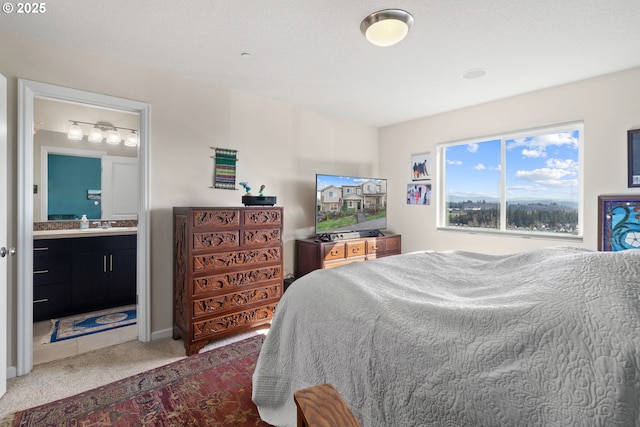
[445, 130, 580, 203]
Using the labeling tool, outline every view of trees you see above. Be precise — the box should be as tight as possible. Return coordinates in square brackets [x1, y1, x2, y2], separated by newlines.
[448, 200, 578, 234]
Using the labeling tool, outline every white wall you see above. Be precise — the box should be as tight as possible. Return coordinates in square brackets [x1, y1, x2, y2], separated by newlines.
[0, 30, 379, 366]
[380, 67, 640, 254]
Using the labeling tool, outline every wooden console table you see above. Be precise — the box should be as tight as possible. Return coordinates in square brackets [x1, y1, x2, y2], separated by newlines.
[295, 234, 401, 278]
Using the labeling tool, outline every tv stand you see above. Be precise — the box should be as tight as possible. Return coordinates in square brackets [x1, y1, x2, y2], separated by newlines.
[316, 230, 383, 242]
[295, 234, 401, 278]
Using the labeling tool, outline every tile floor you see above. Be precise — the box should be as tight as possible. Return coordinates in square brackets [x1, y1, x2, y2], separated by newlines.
[33, 308, 138, 365]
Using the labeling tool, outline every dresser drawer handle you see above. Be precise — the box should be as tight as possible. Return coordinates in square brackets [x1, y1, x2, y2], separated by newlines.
[34, 269, 49, 274]
[330, 249, 340, 256]
[351, 247, 361, 253]
[34, 247, 49, 251]
[33, 299, 49, 304]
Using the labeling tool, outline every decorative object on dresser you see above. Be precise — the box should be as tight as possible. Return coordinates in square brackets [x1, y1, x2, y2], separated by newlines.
[295, 234, 401, 278]
[173, 207, 283, 355]
[240, 182, 277, 206]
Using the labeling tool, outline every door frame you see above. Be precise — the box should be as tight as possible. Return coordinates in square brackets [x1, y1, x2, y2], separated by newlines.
[17, 79, 151, 376]
[1, 73, 8, 397]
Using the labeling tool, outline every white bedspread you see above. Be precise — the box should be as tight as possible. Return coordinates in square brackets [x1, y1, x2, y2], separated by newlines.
[252, 247, 640, 426]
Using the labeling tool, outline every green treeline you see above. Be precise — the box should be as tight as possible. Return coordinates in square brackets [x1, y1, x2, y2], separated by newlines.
[448, 201, 578, 233]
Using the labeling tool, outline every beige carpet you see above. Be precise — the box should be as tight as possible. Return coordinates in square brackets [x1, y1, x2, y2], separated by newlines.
[0, 329, 267, 424]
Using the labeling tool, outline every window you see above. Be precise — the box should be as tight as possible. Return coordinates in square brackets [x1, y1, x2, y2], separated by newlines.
[438, 122, 582, 238]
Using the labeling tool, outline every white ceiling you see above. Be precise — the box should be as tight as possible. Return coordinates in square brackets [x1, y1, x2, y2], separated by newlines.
[3, 0, 640, 128]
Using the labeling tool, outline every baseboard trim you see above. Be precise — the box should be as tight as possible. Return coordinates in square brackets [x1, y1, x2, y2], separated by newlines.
[151, 327, 173, 341]
[6, 365, 17, 379]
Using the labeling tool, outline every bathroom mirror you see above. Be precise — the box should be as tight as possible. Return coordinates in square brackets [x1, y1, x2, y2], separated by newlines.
[34, 98, 139, 222]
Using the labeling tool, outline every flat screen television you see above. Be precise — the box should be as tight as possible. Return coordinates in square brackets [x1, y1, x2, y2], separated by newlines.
[315, 174, 387, 237]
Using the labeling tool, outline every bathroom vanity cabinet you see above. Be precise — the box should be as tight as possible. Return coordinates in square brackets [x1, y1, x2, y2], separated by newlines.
[70, 235, 137, 311]
[33, 232, 137, 321]
[33, 238, 73, 321]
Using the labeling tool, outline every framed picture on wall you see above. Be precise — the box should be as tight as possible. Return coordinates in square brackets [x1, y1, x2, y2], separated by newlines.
[411, 152, 431, 181]
[597, 195, 640, 251]
[407, 183, 431, 206]
[629, 130, 640, 188]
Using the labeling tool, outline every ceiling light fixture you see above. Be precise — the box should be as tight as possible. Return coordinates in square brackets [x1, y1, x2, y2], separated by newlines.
[67, 121, 84, 141]
[67, 120, 138, 147]
[88, 125, 104, 143]
[125, 130, 138, 147]
[105, 128, 122, 145]
[361, 9, 414, 47]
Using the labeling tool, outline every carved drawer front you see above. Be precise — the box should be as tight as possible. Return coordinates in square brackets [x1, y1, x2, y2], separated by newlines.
[192, 304, 277, 340]
[191, 209, 241, 229]
[192, 283, 281, 318]
[244, 209, 282, 226]
[346, 241, 366, 259]
[193, 231, 239, 250]
[386, 236, 401, 253]
[243, 228, 281, 247]
[366, 238, 385, 254]
[192, 266, 283, 295]
[192, 247, 282, 273]
[323, 243, 345, 261]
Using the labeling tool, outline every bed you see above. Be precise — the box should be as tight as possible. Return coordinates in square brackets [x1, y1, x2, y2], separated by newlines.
[252, 246, 640, 426]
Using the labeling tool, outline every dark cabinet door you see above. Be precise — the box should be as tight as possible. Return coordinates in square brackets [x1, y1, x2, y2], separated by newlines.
[33, 283, 72, 321]
[33, 239, 73, 321]
[70, 234, 137, 312]
[71, 250, 109, 311]
[108, 247, 137, 304]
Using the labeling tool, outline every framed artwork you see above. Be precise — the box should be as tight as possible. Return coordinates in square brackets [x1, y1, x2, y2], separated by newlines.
[411, 152, 431, 181]
[598, 195, 640, 251]
[407, 183, 431, 206]
[628, 130, 640, 188]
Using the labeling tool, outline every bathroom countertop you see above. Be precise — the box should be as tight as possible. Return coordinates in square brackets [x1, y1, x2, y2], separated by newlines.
[33, 227, 138, 239]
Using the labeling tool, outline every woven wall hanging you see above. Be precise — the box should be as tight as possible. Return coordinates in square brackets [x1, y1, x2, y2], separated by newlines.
[211, 147, 238, 190]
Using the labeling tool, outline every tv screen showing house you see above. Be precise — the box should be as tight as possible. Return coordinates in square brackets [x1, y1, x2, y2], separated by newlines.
[315, 174, 387, 236]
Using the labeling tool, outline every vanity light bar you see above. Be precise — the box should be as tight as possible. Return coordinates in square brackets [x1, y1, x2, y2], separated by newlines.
[67, 120, 138, 147]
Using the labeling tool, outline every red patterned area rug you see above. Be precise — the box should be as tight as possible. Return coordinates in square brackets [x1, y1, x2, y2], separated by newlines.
[7, 335, 272, 426]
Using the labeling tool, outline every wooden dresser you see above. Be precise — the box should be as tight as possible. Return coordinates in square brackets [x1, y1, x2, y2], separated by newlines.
[173, 207, 283, 355]
[295, 234, 401, 278]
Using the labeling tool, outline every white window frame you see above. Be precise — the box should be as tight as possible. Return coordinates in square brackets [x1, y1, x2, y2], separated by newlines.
[436, 121, 584, 241]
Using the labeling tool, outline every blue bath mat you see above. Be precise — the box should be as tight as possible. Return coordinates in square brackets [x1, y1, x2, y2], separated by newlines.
[46, 306, 137, 343]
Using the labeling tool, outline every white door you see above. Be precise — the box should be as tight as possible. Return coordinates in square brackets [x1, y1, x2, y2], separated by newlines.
[101, 156, 139, 220]
[0, 73, 9, 398]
